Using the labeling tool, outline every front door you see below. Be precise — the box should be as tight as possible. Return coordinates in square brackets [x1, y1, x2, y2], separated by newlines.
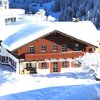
[53, 62, 58, 72]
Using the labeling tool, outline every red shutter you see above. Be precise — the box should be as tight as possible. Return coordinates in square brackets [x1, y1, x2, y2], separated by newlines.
[38, 62, 41, 69]
[58, 62, 61, 72]
[71, 61, 74, 68]
[46, 62, 49, 69]
[67, 61, 70, 68]
[50, 62, 53, 73]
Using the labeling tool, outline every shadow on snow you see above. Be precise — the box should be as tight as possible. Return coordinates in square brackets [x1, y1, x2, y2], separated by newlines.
[0, 84, 100, 100]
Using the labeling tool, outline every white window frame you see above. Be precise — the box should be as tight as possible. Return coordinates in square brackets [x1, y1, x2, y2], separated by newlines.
[41, 62, 47, 69]
[62, 44, 67, 52]
[26, 63, 32, 67]
[29, 46, 35, 54]
[41, 45, 46, 52]
[53, 62, 58, 72]
[62, 61, 67, 68]
[53, 44, 57, 51]
[33, 63, 37, 69]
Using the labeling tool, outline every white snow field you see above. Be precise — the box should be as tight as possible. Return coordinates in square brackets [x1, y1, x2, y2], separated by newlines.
[0, 63, 100, 100]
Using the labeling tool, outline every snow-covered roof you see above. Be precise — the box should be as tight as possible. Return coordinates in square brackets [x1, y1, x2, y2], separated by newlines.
[1, 16, 99, 51]
[0, 9, 25, 16]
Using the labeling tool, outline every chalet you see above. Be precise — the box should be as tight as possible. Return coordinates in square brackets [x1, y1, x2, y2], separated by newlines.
[1, 18, 99, 74]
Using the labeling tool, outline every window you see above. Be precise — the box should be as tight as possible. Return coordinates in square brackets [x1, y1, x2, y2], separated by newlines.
[9, 57, 12, 64]
[41, 45, 46, 52]
[26, 63, 32, 67]
[53, 62, 58, 72]
[9, 58, 16, 67]
[29, 46, 35, 53]
[41, 62, 47, 69]
[2, 56, 4, 62]
[5, 57, 8, 63]
[53, 44, 57, 51]
[13, 18, 16, 22]
[62, 61, 67, 68]
[33, 63, 37, 69]
[73, 44, 79, 51]
[1, 56, 8, 63]
[62, 44, 67, 52]
[5, 18, 16, 24]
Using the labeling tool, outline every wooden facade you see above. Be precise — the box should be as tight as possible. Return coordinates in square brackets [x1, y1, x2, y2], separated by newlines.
[13, 30, 96, 74]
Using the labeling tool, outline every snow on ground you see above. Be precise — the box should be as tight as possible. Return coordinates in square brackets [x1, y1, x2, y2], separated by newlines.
[0, 64, 100, 100]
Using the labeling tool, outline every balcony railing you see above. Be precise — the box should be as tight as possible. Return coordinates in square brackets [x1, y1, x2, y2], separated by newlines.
[25, 51, 84, 61]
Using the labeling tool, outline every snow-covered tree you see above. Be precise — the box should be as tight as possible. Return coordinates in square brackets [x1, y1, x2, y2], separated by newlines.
[47, 15, 55, 22]
[53, 0, 100, 29]
[9, 0, 100, 29]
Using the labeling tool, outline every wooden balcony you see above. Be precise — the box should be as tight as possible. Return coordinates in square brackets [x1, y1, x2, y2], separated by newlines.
[25, 51, 84, 61]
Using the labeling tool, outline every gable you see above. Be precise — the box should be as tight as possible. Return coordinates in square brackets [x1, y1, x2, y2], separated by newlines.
[54, 30, 96, 47]
[12, 30, 97, 54]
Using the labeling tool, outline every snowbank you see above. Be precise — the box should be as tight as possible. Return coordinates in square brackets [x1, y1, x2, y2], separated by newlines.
[0, 64, 100, 100]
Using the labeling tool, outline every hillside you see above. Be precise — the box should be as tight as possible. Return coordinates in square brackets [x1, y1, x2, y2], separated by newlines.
[9, 0, 100, 29]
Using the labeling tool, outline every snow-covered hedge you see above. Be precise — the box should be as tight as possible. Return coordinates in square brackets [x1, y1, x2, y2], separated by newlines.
[76, 52, 100, 80]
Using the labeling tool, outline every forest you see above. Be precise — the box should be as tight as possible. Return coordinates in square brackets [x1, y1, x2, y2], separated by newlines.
[9, 0, 100, 29]
[53, 0, 100, 29]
